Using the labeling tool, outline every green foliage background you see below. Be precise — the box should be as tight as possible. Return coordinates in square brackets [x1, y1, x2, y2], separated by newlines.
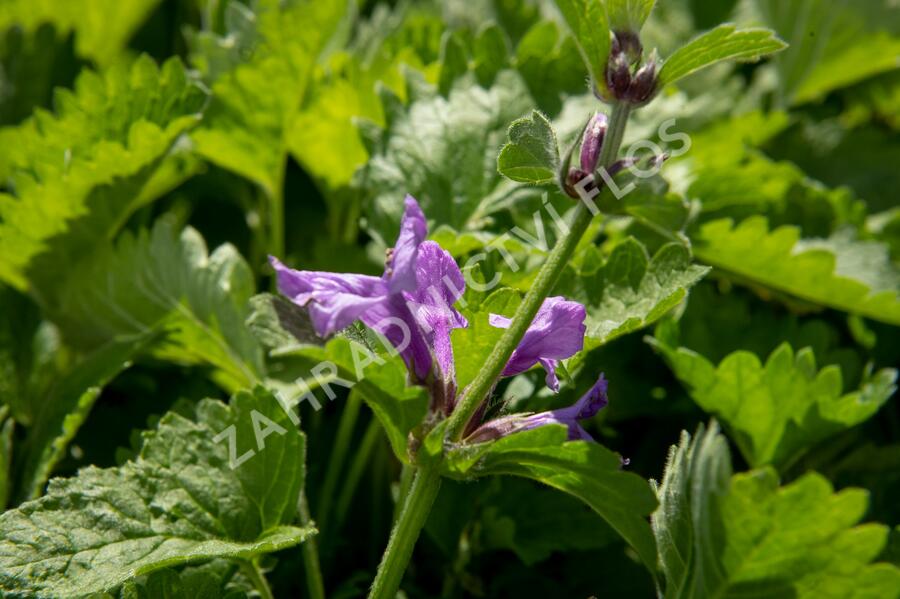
[0, 0, 898, 597]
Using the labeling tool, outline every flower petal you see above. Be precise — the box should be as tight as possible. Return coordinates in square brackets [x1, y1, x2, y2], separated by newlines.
[387, 195, 428, 294]
[270, 256, 387, 337]
[490, 296, 586, 390]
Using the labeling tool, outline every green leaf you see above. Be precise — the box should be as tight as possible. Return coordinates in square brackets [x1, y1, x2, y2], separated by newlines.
[54, 219, 264, 392]
[606, 0, 657, 33]
[452, 288, 522, 391]
[652, 423, 900, 598]
[658, 24, 787, 86]
[563, 239, 709, 349]
[357, 69, 535, 240]
[497, 110, 560, 184]
[0, 56, 207, 297]
[443, 425, 659, 575]
[650, 340, 897, 469]
[513, 20, 586, 115]
[15, 335, 151, 503]
[0, 387, 313, 597]
[0, 0, 162, 64]
[691, 217, 900, 325]
[553, 0, 611, 92]
[189, 0, 348, 195]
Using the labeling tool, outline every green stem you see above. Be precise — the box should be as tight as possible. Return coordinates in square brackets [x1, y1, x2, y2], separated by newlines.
[317, 390, 363, 535]
[368, 465, 442, 599]
[334, 419, 382, 530]
[446, 103, 631, 440]
[297, 490, 326, 599]
[367, 102, 633, 599]
[241, 560, 275, 599]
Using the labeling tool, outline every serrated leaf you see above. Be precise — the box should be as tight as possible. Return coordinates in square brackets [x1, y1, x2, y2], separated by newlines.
[117, 560, 249, 599]
[0, 387, 313, 598]
[658, 24, 787, 86]
[357, 69, 535, 240]
[0, 0, 162, 64]
[650, 340, 897, 469]
[553, 0, 611, 92]
[606, 0, 657, 33]
[190, 0, 348, 196]
[691, 217, 900, 325]
[443, 425, 659, 575]
[497, 110, 560, 184]
[54, 219, 263, 392]
[563, 239, 709, 349]
[653, 423, 900, 598]
[0, 56, 207, 297]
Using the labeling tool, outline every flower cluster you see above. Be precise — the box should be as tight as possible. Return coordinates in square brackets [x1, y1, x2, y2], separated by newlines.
[271, 196, 608, 442]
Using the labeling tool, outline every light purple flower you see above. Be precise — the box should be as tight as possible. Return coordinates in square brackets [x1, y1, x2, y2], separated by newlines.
[489, 296, 586, 392]
[466, 374, 609, 443]
[580, 112, 608, 173]
[270, 195, 466, 386]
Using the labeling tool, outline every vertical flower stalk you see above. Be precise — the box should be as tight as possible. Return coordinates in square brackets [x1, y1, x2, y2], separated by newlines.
[367, 102, 633, 599]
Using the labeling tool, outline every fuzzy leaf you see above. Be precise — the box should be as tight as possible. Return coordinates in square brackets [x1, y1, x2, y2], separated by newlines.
[0, 56, 207, 297]
[691, 217, 900, 325]
[650, 340, 898, 469]
[563, 239, 709, 349]
[0, 387, 313, 597]
[497, 110, 560, 184]
[54, 220, 263, 392]
[443, 426, 659, 575]
[659, 24, 787, 86]
[357, 70, 535, 240]
[652, 423, 900, 598]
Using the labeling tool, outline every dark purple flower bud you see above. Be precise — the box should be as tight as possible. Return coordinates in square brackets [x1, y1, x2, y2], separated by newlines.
[606, 51, 632, 101]
[580, 113, 608, 173]
[627, 50, 660, 105]
[613, 30, 643, 65]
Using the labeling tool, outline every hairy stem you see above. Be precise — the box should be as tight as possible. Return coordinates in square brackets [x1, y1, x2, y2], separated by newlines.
[445, 102, 631, 440]
[368, 465, 442, 599]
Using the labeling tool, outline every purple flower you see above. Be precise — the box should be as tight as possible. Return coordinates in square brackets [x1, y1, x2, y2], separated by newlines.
[466, 374, 609, 443]
[270, 195, 466, 387]
[489, 296, 586, 392]
[580, 112, 608, 173]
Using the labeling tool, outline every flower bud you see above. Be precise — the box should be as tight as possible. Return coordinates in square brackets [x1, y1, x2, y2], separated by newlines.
[564, 167, 591, 199]
[580, 113, 608, 173]
[605, 51, 632, 101]
[613, 30, 643, 65]
[627, 50, 660, 105]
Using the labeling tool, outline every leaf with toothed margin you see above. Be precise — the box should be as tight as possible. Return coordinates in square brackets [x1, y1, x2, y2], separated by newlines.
[0, 56, 207, 298]
[355, 68, 536, 242]
[649, 339, 898, 470]
[658, 24, 787, 87]
[497, 110, 560, 185]
[561, 238, 709, 350]
[0, 387, 313, 598]
[691, 217, 900, 325]
[652, 423, 900, 598]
